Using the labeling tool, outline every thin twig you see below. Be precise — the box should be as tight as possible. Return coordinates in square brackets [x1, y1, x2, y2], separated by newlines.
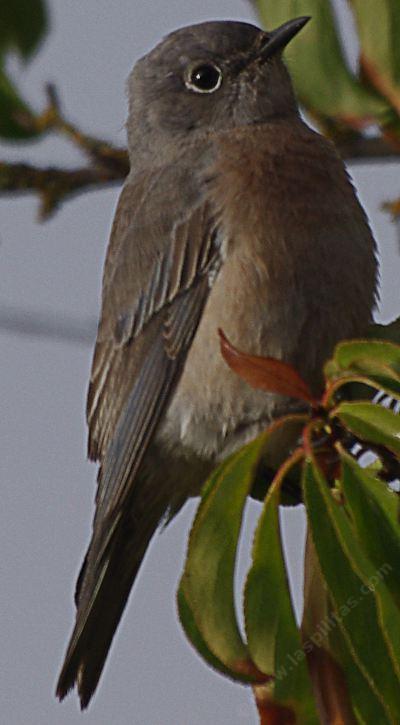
[39, 84, 130, 173]
[0, 304, 96, 345]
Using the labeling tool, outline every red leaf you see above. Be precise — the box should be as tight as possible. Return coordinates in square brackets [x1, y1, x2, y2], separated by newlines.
[306, 647, 356, 725]
[218, 329, 316, 405]
[302, 536, 357, 725]
[253, 687, 297, 725]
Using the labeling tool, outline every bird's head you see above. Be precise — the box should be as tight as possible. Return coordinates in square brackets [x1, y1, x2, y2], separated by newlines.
[127, 18, 310, 162]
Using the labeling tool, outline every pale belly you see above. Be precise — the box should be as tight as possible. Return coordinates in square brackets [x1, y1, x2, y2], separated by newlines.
[157, 245, 307, 460]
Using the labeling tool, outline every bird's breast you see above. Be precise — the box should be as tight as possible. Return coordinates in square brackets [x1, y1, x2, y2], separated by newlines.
[158, 120, 377, 460]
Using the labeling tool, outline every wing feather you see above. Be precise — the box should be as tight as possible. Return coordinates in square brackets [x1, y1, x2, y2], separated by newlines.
[87, 180, 219, 462]
[57, 167, 223, 706]
[92, 275, 212, 562]
[85, 163, 222, 541]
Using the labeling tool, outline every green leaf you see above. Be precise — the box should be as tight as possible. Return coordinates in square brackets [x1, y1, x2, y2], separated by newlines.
[304, 460, 400, 720]
[254, 0, 389, 122]
[325, 339, 400, 399]
[0, 1, 48, 60]
[179, 434, 268, 678]
[334, 401, 400, 456]
[177, 589, 244, 681]
[340, 451, 400, 606]
[329, 340, 400, 375]
[357, 459, 399, 526]
[329, 620, 390, 724]
[245, 464, 317, 723]
[244, 482, 289, 675]
[302, 541, 383, 723]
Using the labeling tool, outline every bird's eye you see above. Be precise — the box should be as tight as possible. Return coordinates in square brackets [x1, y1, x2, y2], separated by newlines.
[185, 63, 222, 94]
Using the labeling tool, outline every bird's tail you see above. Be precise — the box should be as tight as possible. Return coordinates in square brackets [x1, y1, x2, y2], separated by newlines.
[56, 499, 162, 709]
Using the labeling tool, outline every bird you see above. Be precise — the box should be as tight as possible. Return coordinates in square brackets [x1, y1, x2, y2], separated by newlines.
[56, 17, 378, 708]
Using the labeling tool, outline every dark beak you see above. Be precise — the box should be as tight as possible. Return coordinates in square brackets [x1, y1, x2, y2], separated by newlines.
[259, 16, 310, 62]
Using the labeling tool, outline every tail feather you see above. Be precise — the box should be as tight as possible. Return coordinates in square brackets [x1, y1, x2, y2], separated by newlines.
[56, 508, 160, 709]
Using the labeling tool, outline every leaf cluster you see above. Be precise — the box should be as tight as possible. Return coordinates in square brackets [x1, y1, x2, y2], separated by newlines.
[179, 324, 400, 723]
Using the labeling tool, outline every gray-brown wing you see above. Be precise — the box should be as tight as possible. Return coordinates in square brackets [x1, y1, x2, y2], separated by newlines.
[56, 279, 215, 703]
[86, 173, 221, 525]
[87, 173, 219, 458]
[93, 273, 215, 534]
[56, 172, 222, 706]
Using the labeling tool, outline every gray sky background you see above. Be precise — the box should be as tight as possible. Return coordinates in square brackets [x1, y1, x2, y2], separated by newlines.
[1, 2, 399, 724]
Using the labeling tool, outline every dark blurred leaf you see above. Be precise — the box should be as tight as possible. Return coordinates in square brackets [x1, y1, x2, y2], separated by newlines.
[249, 414, 307, 503]
[0, 69, 37, 139]
[304, 460, 400, 719]
[245, 459, 317, 723]
[349, 0, 400, 113]
[334, 401, 400, 456]
[219, 329, 315, 404]
[369, 317, 400, 346]
[254, 0, 389, 123]
[179, 434, 269, 678]
[340, 451, 400, 606]
[0, 1, 48, 139]
[0, 1, 48, 60]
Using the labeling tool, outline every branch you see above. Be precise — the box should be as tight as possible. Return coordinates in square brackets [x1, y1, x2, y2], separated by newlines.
[1, 84, 400, 220]
[37, 84, 130, 173]
[0, 158, 128, 220]
[0, 83, 129, 219]
[2, 129, 399, 222]
[304, 111, 400, 162]
[335, 134, 400, 163]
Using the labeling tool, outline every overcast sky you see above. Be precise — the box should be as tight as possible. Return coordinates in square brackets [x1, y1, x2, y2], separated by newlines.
[1, 2, 399, 724]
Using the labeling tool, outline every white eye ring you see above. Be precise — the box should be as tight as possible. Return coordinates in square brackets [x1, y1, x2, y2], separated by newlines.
[185, 62, 223, 94]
